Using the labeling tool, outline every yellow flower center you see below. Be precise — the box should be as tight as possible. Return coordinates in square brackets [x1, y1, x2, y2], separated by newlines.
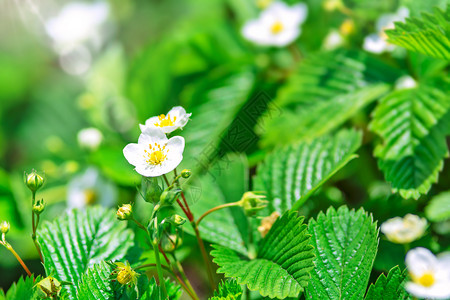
[417, 272, 435, 287]
[144, 143, 168, 165]
[271, 21, 284, 34]
[154, 114, 176, 127]
[83, 189, 97, 205]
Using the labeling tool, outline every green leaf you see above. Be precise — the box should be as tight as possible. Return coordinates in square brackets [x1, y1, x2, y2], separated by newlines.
[138, 277, 181, 300]
[386, 6, 450, 60]
[425, 191, 450, 222]
[306, 206, 379, 300]
[370, 86, 450, 199]
[183, 154, 249, 255]
[209, 279, 242, 300]
[76, 261, 114, 300]
[260, 50, 395, 148]
[211, 212, 315, 299]
[0, 275, 40, 300]
[254, 129, 362, 213]
[365, 266, 410, 300]
[37, 206, 134, 299]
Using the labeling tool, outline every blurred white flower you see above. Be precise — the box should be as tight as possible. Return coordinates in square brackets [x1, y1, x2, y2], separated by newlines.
[395, 75, 417, 90]
[405, 248, 450, 299]
[45, 1, 110, 75]
[242, 1, 308, 47]
[67, 168, 117, 209]
[363, 7, 409, 54]
[77, 127, 103, 150]
[123, 128, 185, 177]
[139, 106, 192, 134]
[323, 30, 344, 50]
[381, 214, 427, 244]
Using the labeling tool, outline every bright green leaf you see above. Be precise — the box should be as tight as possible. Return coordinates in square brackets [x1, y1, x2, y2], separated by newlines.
[0, 275, 40, 300]
[254, 129, 362, 213]
[212, 212, 315, 299]
[386, 6, 450, 60]
[306, 206, 379, 300]
[370, 86, 450, 199]
[209, 279, 242, 300]
[37, 206, 134, 299]
[365, 266, 410, 300]
[76, 261, 114, 300]
[425, 191, 450, 222]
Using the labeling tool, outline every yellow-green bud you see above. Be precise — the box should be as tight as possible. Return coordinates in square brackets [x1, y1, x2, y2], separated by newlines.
[238, 191, 268, 216]
[323, 0, 343, 11]
[35, 276, 62, 299]
[33, 199, 45, 215]
[160, 233, 182, 252]
[25, 170, 44, 193]
[181, 169, 191, 179]
[0, 221, 10, 234]
[113, 261, 139, 286]
[143, 178, 162, 204]
[160, 188, 181, 206]
[168, 214, 186, 226]
[116, 204, 133, 220]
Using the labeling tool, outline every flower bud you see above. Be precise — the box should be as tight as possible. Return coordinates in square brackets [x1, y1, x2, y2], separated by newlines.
[160, 233, 183, 252]
[0, 221, 10, 234]
[143, 178, 162, 204]
[33, 199, 45, 215]
[112, 262, 139, 286]
[238, 191, 268, 217]
[181, 169, 191, 179]
[323, 0, 343, 11]
[160, 188, 181, 206]
[25, 170, 44, 193]
[35, 276, 62, 299]
[116, 204, 133, 220]
[167, 214, 186, 226]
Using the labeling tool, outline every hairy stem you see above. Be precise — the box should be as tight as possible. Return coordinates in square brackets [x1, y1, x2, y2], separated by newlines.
[196, 202, 240, 226]
[5, 243, 32, 276]
[152, 242, 168, 299]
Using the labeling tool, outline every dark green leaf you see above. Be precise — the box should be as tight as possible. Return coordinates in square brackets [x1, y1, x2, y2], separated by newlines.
[365, 266, 410, 300]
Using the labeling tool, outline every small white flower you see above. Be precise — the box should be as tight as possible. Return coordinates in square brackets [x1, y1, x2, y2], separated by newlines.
[67, 167, 117, 209]
[395, 75, 417, 90]
[139, 106, 192, 134]
[381, 214, 427, 244]
[77, 128, 103, 150]
[323, 30, 344, 50]
[123, 128, 185, 177]
[242, 1, 308, 47]
[363, 7, 409, 54]
[405, 248, 450, 299]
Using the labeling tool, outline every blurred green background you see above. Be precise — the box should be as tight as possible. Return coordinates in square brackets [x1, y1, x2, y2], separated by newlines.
[0, 0, 449, 295]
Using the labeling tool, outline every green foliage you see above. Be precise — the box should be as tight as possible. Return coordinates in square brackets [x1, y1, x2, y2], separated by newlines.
[209, 279, 242, 300]
[365, 266, 410, 300]
[37, 206, 134, 299]
[386, 6, 450, 60]
[306, 206, 378, 299]
[76, 261, 114, 300]
[0, 275, 40, 300]
[370, 86, 450, 199]
[136, 277, 181, 300]
[260, 50, 396, 148]
[254, 129, 362, 213]
[212, 212, 314, 299]
[425, 191, 450, 222]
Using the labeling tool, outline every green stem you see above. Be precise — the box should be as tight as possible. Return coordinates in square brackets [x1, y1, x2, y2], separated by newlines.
[170, 253, 197, 299]
[3, 242, 32, 276]
[31, 192, 43, 263]
[152, 243, 168, 299]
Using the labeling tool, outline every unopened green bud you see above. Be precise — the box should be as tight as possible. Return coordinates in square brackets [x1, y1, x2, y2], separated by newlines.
[160, 233, 183, 252]
[238, 191, 268, 216]
[116, 204, 133, 220]
[160, 188, 181, 206]
[143, 178, 162, 204]
[33, 199, 45, 215]
[0, 221, 10, 234]
[168, 214, 186, 226]
[112, 261, 139, 286]
[25, 170, 44, 193]
[181, 169, 191, 179]
[35, 276, 62, 299]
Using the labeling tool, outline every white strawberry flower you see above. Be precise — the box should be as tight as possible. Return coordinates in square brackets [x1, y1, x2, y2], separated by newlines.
[381, 214, 427, 244]
[363, 7, 409, 54]
[139, 106, 192, 134]
[242, 1, 308, 47]
[123, 128, 185, 177]
[405, 248, 450, 299]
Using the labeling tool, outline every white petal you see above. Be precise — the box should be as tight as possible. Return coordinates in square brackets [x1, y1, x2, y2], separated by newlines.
[143, 116, 161, 128]
[406, 247, 438, 278]
[167, 106, 187, 118]
[242, 20, 270, 45]
[363, 34, 388, 54]
[406, 282, 450, 299]
[271, 28, 300, 46]
[123, 143, 143, 166]
[286, 3, 308, 26]
[139, 128, 168, 145]
[395, 76, 417, 90]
